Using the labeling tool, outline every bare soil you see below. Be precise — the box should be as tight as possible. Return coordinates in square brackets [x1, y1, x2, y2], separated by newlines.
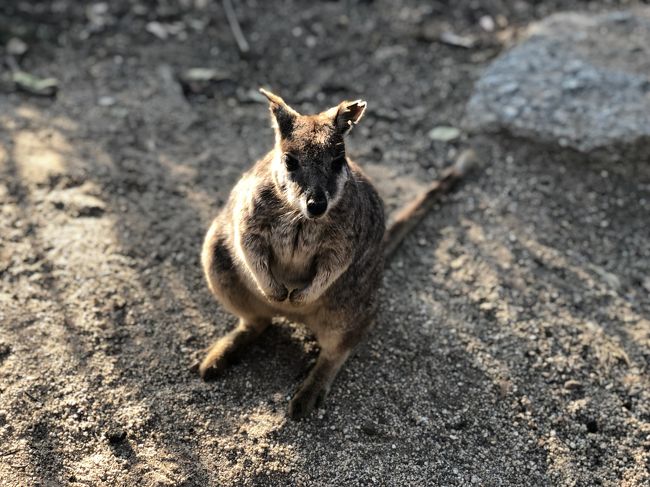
[1, 1, 649, 486]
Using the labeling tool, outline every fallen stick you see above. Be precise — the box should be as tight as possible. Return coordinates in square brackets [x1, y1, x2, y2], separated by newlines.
[222, 0, 250, 54]
[384, 148, 478, 261]
[23, 390, 42, 405]
[0, 448, 20, 458]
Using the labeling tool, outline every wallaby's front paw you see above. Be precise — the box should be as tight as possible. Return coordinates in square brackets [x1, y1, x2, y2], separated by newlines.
[288, 384, 327, 420]
[264, 283, 288, 302]
[289, 287, 312, 305]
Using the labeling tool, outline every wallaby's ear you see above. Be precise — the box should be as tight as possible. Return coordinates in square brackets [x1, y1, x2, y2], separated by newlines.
[259, 88, 299, 139]
[330, 100, 367, 135]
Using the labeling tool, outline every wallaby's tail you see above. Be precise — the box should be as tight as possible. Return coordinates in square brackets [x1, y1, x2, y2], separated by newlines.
[383, 148, 478, 262]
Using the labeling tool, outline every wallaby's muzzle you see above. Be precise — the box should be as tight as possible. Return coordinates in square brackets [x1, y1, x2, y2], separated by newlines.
[306, 188, 328, 218]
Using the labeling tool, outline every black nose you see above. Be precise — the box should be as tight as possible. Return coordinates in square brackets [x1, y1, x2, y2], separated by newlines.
[306, 195, 328, 217]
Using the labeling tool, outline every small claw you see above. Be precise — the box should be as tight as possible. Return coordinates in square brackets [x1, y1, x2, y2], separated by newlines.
[289, 287, 310, 305]
[266, 285, 288, 302]
[288, 386, 326, 420]
[198, 355, 229, 381]
[200, 366, 221, 382]
[288, 395, 309, 420]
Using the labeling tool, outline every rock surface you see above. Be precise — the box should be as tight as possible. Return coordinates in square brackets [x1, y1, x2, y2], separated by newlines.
[464, 9, 650, 162]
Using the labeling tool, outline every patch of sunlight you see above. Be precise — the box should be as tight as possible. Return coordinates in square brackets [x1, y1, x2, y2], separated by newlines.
[463, 218, 515, 270]
[571, 315, 630, 368]
[566, 398, 590, 415]
[212, 406, 299, 484]
[13, 130, 68, 184]
[241, 409, 287, 439]
[15, 105, 43, 121]
[456, 329, 515, 394]
[543, 433, 577, 484]
[433, 223, 505, 318]
[516, 234, 601, 291]
[433, 225, 456, 265]
[429, 216, 645, 379]
[611, 306, 650, 350]
[626, 317, 650, 349]
[620, 448, 650, 487]
[51, 115, 79, 133]
[157, 152, 198, 181]
[7, 105, 74, 129]
[70, 452, 118, 485]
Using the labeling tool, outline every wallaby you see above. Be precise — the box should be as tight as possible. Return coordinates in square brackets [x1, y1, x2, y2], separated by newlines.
[197, 88, 474, 419]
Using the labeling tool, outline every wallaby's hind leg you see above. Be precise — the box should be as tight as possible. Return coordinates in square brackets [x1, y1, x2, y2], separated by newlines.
[288, 325, 363, 419]
[288, 347, 351, 419]
[199, 317, 271, 380]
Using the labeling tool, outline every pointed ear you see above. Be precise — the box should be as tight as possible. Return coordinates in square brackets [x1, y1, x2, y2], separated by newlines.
[259, 88, 299, 139]
[330, 100, 367, 135]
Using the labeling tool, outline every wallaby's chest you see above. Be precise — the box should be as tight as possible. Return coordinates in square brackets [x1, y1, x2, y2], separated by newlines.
[268, 220, 321, 290]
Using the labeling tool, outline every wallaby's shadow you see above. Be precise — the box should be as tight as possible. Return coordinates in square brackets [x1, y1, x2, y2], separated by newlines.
[196, 320, 320, 398]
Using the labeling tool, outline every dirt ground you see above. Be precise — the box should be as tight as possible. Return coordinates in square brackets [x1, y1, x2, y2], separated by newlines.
[1, 1, 649, 486]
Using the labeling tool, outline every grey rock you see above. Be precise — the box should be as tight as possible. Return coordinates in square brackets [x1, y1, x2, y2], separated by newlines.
[464, 9, 650, 162]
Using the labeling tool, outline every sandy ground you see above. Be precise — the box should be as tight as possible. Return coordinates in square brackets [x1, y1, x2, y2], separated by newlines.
[1, 1, 649, 485]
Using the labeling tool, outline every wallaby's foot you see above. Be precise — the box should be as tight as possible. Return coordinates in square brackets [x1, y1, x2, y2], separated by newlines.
[198, 318, 270, 381]
[288, 381, 328, 420]
[288, 344, 352, 420]
[263, 282, 289, 303]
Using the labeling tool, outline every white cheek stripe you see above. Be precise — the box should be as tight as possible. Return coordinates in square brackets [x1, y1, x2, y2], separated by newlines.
[326, 166, 349, 208]
[272, 152, 306, 216]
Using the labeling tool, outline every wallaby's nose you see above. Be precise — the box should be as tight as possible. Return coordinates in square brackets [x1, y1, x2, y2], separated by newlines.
[306, 190, 327, 218]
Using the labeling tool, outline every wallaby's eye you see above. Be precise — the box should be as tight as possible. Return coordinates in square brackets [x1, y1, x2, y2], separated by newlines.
[284, 154, 299, 172]
[332, 156, 346, 173]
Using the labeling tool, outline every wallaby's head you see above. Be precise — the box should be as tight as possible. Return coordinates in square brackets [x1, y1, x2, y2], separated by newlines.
[260, 88, 366, 220]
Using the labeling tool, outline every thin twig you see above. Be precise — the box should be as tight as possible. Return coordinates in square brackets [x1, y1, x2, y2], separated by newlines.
[23, 390, 42, 404]
[222, 0, 250, 54]
[0, 448, 20, 458]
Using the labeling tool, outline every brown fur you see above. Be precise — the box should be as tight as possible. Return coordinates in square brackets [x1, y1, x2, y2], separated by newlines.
[198, 89, 383, 419]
